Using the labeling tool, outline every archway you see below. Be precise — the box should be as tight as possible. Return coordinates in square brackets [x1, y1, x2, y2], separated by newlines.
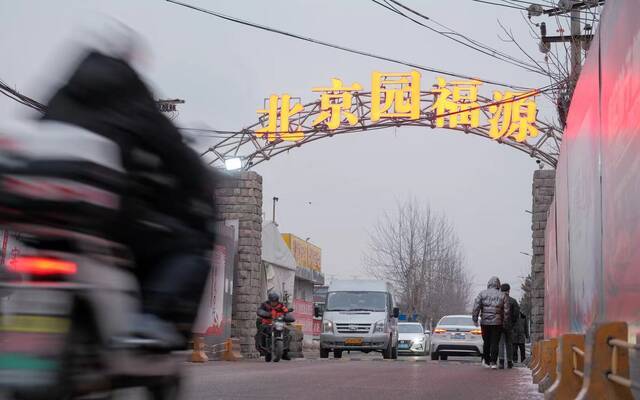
[201, 84, 561, 169]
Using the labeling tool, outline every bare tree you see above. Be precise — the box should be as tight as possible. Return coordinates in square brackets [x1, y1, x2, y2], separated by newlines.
[364, 198, 473, 328]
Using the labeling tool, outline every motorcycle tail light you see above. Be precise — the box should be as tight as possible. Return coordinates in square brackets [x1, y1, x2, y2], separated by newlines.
[8, 256, 77, 276]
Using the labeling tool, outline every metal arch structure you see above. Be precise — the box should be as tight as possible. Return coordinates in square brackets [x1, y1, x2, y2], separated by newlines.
[200, 90, 562, 169]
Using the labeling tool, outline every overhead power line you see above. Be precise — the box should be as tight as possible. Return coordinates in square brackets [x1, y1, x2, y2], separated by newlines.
[0, 80, 46, 112]
[164, 0, 535, 90]
[372, 0, 556, 78]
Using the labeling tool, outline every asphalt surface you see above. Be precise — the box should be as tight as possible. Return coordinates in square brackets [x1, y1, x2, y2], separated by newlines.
[176, 354, 543, 400]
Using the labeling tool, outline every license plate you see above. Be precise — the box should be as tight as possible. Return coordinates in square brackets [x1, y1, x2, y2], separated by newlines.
[344, 338, 363, 345]
[399, 343, 410, 349]
[0, 315, 70, 334]
[452, 333, 466, 340]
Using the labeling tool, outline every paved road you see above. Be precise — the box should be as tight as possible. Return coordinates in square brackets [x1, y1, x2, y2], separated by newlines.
[176, 355, 542, 400]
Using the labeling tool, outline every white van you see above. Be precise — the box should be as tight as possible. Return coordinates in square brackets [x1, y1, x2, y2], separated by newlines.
[316, 280, 399, 359]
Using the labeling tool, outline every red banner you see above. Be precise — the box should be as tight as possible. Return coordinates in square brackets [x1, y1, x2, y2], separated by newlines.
[293, 299, 314, 334]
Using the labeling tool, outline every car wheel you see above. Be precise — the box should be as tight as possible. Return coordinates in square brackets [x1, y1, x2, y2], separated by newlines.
[320, 348, 329, 359]
[440, 354, 448, 361]
[334, 350, 343, 359]
[382, 340, 392, 359]
[430, 352, 439, 361]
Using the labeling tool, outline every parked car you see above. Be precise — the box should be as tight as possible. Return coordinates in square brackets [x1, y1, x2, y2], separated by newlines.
[316, 280, 399, 359]
[397, 322, 429, 356]
[430, 315, 483, 361]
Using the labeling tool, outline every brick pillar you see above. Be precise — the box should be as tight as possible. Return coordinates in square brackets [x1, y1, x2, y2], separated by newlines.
[215, 171, 262, 357]
[531, 169, 555, 342]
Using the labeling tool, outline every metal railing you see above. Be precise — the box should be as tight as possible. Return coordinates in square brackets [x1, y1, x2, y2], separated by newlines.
[607, 338, 640, 390]
[571, 345, 584, 379]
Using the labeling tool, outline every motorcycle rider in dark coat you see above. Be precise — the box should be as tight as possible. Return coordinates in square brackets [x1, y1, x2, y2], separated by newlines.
[42, 48, 217, 346]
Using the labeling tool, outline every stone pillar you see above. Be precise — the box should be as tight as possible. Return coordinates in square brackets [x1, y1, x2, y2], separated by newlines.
[530, 169, 556, 342]
[215, 171, 262, 357]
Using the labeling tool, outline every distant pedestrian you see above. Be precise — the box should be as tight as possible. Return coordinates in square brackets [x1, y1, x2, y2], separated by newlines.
[512, 311, 530, 363]
[472, 276, 511, 369]
[498, 283, 519, 369]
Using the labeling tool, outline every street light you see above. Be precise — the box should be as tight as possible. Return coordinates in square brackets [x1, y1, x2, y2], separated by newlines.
[224, 157, 242, 171]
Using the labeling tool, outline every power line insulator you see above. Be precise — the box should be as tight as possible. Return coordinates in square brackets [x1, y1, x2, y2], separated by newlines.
[528, 4, 544, 17]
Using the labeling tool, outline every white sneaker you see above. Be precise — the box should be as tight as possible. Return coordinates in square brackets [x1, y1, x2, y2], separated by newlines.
[482, 361, 491, 368]
[490, 363, 497, 369]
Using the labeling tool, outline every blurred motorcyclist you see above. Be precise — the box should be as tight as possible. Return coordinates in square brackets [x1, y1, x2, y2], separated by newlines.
[256, 292, 291, 360]
[41, 46, 216, 347]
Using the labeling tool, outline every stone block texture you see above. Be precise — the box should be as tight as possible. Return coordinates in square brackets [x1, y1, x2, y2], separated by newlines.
[215, 171, 263, 357]
[531, 169, 555, 342]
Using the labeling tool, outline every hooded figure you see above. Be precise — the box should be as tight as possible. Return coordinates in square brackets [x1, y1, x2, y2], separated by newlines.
[471, 276, 511, 368]
[42, 49, 217, 341]
[472, 276, 510, 326]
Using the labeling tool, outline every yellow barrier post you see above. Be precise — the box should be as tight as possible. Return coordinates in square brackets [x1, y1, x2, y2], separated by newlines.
[532, 340, 548, 381]
[534, 340, 555, 384]
[529, 341, 540, 370]
[222, 338, 243, 361]
[190, 334, 209, 363]
[538, 338, 559, 393]
[545, 333, 585, 399]
[576, 322, 634, 400]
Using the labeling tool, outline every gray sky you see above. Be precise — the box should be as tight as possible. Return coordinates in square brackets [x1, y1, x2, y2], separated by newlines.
[0, 0, 559, 300]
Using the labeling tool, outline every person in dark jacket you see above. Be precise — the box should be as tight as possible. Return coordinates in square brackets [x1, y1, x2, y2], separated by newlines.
[42, 47, 217, 345]
[498, 283, 520, 368]
[255, 292, 291, 360]
[512, 311, 530, 362]
[472, 276, 511, 369]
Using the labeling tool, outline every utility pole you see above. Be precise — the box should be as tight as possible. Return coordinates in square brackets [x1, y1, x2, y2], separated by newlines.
[536, 0, 603, 126]
[570, 8, 582, 90]
[272, 196, 279, 224]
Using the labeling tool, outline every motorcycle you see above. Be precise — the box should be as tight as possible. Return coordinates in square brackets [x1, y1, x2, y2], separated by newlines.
[0, 121, 183, 399]
[256, 309, 295, 363]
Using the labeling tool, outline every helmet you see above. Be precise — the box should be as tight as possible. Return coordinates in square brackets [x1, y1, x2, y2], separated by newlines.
[268, 292, 280, 303]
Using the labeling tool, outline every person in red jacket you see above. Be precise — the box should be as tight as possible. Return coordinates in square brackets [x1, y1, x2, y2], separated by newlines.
[258, 292, 289, 325]
[256, 292, 291, 360]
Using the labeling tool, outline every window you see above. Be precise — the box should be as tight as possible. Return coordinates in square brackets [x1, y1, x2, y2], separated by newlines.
[325, 291, 387, 312]
[438, 316, 474, 326]
[398, 324, 424, 333]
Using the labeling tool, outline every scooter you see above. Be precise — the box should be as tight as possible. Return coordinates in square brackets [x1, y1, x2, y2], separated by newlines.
[256, 310, 295, 363]
[0, 121, 183, 399]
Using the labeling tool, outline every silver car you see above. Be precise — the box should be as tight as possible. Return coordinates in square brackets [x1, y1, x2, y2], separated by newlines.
[397, 322, 429, 355]
[430, 315, 483, 361]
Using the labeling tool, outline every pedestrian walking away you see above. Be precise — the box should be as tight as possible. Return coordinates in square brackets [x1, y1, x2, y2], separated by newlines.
[497, 283, 519, 369]
[472, 276, 510, 369]
[512, 311, 530, 363]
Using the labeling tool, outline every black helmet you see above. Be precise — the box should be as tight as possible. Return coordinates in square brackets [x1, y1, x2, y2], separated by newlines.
[268, 292, 280, 302]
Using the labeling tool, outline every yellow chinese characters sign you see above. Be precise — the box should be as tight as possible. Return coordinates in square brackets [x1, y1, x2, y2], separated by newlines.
[282, 233, 321, 272]
[256, 71, 538, 144]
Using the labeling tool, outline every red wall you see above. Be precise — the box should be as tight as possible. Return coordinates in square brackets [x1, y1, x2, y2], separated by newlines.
[545, 0, 640, 339]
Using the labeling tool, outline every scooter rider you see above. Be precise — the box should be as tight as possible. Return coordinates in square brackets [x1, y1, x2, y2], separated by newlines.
[256, 292, 291, 360]
[41, 43, 217, 348]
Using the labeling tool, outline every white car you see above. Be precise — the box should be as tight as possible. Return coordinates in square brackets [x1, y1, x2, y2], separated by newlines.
[430, 315, 483, 361]
[397, 322, 430, 356]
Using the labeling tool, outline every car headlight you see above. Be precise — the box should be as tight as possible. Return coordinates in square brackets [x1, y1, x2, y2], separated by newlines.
[373, 320, 385, 333]
[413, 336, 426, 343]
[322, 320, 334, 333]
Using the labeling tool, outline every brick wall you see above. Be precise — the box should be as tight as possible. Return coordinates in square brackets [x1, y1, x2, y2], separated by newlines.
[530, 169, 555, 342]
[215, 171, 263, 357]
